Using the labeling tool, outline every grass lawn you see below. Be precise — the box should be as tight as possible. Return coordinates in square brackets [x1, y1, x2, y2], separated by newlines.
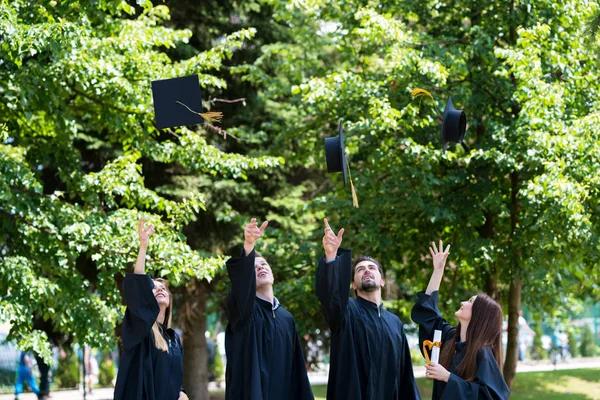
[309, 368, 600, 400]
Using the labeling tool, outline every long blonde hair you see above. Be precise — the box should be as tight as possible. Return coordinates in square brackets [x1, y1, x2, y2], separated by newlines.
[151, 278, 172, 352]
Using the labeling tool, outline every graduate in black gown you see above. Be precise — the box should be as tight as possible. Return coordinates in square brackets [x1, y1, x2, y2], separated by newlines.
[114, 218, 187, 400]
[316, 218, 421, 400]
[225, 218, 313, 400]
[411, 240, 510, 400]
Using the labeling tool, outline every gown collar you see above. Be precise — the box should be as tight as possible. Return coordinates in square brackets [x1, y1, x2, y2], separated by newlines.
[256, 295, 280, 311]
[356, 295, 383, 312]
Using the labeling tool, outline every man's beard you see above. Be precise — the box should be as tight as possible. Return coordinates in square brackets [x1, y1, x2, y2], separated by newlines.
[359, 279, 379, 292]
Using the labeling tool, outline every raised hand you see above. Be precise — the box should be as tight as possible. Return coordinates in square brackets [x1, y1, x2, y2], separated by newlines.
[137, 218, 155, 247]
[323, 218, 344, 262]
[429, 240, 450, 271]
[243, 218, 268, 254]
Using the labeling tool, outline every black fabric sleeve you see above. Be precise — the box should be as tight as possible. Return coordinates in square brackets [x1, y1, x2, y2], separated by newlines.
[441, 347, 510, 400]
[399, 326, 422, 400]
[291, 322, 315, 400]
[226, 248, 256, 330]
[121, 273, 160, 350]
[177, 332, 186, 394]
[315, 248, 352, 334]
[411, 291, 456, 356]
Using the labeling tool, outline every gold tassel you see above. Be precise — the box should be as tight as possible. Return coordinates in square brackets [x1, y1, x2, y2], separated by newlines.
[346, 155, 359, 208]
[411, 88, 442, 118]
[411, 88, 435, 102]
[175, 101, 223, 123]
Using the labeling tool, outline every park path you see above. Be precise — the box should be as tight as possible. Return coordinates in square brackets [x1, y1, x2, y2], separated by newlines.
[4, 357, 600, 400]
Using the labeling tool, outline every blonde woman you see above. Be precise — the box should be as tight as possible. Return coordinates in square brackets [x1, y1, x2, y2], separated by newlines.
[114, 218, 187, 400]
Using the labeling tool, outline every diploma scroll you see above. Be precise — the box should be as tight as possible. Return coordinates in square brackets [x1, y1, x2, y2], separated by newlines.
[422, 329, 442, 365]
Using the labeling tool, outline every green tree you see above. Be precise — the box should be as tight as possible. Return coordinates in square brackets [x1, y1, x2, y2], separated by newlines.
[580, 324, 597, 357]
[530, 322, 547, 360]
[0, 5, 281, 396]
[567, 328, 579, 358]
[98, 354, 116, 387]
[237, 0, 600, 388]
[55, 351, 79, 389]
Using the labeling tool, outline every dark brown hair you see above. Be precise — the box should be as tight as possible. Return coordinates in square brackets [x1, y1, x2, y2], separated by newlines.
[438, 293, 504, 381]
[254, 251, 267, 262]
[352, 256, 384, 281]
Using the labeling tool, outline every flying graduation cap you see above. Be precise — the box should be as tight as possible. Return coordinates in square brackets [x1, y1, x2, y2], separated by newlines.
[151, 75, 222, 130]
[324, 119, 359, 208]
[411, 88, 467, 151]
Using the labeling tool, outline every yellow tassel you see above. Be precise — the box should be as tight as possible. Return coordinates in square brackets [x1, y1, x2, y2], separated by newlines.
[411, 88, 442, 118]
[199, 111, 223, 123]
[411, 88, 435, 102]
[175, 101, 223, 123]
[346, 155, 359, 208]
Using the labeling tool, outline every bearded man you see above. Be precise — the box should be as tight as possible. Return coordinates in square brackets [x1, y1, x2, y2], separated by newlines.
[316, 218, 421, 400]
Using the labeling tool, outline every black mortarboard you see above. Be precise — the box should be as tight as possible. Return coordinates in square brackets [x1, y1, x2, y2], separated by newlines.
[151, 75, 207, 129]
[324, 119, 348, 186]
[440, 97, 466, 151]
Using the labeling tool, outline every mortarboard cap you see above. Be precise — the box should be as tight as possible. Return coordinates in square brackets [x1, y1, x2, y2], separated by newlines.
[151, 75, 222, 130]
[440, 97, 466, 151]
[324, 119, 348, 186]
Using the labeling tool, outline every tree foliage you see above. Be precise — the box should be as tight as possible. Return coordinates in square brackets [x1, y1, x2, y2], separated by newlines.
[0, 0, 281, 361]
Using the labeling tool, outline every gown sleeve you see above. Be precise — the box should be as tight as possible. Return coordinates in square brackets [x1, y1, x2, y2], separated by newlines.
[176, 333, 186, 394]
[441, 347, 510, 400]
[121, 273, 160, 350]
[399, 325, 422, 400]
[291, 322, 315, 400]
[315, 248, 352, 334]
[411, 290, 456, 356]
[226, 248, 257, 330]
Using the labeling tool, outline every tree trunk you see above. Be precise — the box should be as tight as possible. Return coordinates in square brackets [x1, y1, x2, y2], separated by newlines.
[503, 171, 521, 388]
[503, 277, 521, 388]
[182, 279, 210, 400]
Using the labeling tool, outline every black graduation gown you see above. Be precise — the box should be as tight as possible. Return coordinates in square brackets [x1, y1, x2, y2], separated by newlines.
[411, 291, 510, 400]
[225, 249, 313, 400]
[316, 248, 421, 400]
[114, 273, 184, 400]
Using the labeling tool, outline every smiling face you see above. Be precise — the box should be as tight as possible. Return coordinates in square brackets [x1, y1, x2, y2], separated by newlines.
[255, 256, 274, 289]
[455, 294, 478, 323]
[352, 260, 384, 293]
[152, 279, 171, 308]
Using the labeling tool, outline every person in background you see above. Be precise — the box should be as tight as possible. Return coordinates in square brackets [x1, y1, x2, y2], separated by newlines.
[14, 351, 40, 400]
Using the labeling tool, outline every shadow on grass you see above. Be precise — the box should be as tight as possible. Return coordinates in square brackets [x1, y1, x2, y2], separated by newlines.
[509, 369, 600, 400]
[299, 369, 600, 400]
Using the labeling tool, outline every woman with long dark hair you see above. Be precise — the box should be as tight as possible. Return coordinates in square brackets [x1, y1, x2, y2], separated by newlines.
[113, 218, 188, 400]
[411, 240, 509, 399]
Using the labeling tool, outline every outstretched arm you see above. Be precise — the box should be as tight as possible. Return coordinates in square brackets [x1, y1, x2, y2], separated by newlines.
[122, 218, 159, 349]
[316, 218, 351, 334]
[412, 240, 455, 352]
[226, 218, 268, 329]
[134, 218, 155, 275]
[425, 240, 450, 295]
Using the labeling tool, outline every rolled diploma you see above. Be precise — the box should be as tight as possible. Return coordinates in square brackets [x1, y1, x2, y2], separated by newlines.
[431, 330, 442, 364]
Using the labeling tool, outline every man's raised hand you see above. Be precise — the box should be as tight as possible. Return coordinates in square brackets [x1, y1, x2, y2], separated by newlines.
[244, 218, 268, 254]
[323, 218, 344, 262]
[137, 218, 155, 247]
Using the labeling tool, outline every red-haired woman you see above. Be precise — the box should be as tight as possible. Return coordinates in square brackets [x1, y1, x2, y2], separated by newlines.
[114, 218, 188, 400]
[411, 241, 509, 399]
